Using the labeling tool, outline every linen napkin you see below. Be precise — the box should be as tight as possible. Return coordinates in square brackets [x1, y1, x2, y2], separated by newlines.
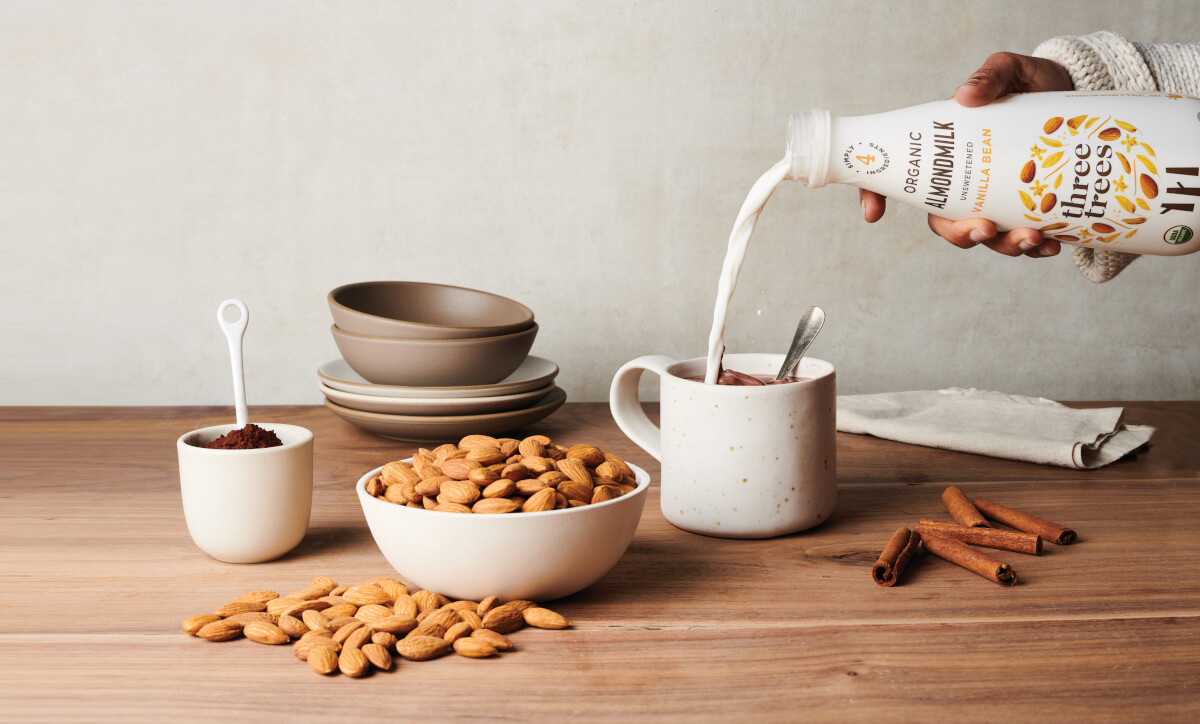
[836, 388, 1154, 469]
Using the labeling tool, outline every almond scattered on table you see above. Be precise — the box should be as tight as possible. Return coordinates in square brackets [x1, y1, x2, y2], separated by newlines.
[308, 645, 339, 675]
[196, 619, 243, 642]
[244, 621, 290, 645]
[182, 613, 222, 635]
[453, 637, 498, 658]
[182, 574, 572, 677]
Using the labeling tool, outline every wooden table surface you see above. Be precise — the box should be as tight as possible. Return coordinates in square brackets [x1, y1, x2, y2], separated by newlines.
[3, 403, 1199, 722]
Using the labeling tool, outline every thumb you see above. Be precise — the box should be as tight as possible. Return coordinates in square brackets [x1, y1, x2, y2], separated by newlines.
[954, 52, 1026, 107]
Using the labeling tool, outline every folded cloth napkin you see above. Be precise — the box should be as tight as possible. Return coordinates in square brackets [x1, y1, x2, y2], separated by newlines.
[836, 388, 1155, 469]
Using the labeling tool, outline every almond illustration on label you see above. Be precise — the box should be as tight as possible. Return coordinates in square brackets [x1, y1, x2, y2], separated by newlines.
[1039, 193, 1056, 214]
[1098, 127, 1121, 141]
[1092, 222, 1116, 233]
[1140, 174, 1158, 198]
[1020, 160, 1036, 183]
[1043, 117, 1063, 133]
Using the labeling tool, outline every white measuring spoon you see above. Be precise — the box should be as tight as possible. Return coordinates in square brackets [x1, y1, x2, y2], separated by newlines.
[217, 299, 250, 428]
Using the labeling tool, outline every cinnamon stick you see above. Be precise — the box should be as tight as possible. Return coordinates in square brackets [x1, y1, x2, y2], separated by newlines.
[916, 519, 1041, 555]
[941, 485, 990, 528]
[872, 527, 922, 587]
[974, 498, 1078, 545]
[921, 533, 1018, 586]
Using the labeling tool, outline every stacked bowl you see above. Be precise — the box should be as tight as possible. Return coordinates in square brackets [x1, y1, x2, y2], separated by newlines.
[320, 281, 565, 442]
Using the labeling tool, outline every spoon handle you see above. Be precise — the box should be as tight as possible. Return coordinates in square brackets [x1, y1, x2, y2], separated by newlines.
[217, 299, 249, 427]
[777, 306, 825, 381]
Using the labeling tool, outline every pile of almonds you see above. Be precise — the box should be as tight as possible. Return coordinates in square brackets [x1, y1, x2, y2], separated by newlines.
[181, 576, 570, 677]
[367, 434, 639, 514]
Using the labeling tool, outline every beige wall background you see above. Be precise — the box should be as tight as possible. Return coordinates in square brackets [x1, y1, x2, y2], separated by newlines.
[4, 0, 1199, 406]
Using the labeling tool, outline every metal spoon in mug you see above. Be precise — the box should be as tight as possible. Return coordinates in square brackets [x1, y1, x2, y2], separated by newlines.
[776, 306, 825, 382]
[217, 299, 250, 428]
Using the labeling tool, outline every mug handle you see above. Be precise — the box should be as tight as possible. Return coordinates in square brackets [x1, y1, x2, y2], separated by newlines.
[609, 355, 677, 461]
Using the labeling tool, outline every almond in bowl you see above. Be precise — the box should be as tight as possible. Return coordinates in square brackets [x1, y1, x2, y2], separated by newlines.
[356, 434, 650, 601]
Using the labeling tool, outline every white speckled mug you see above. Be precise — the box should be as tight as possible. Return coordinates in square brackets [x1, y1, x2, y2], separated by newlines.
[610, 353, 835, 538]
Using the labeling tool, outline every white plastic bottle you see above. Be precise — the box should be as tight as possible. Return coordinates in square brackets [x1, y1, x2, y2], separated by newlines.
[787, 91, 1200, 255]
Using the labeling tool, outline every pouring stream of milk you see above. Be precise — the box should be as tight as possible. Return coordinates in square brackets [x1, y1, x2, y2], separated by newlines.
[704, 158, 791, 383]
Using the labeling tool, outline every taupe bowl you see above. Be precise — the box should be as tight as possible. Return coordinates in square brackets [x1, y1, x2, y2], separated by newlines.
[329, 281, 534, 340]
[331, 323, 539, 387]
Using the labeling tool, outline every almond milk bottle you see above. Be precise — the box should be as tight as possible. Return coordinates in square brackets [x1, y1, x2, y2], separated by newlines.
[787, 91, 1200, 255]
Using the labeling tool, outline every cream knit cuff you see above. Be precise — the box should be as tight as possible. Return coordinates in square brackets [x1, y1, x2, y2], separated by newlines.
[1135, 41, 1200, 95]
[1033, 30, 1157, 92]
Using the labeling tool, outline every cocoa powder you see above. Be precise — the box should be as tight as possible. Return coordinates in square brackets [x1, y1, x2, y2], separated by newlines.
[203, 423, 282, 450]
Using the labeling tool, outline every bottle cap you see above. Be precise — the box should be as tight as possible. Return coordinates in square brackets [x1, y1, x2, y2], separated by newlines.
[786, 110, 831, 187]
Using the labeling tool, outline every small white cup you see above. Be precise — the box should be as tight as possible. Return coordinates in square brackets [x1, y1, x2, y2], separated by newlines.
[177, 423, 314, 563]
[610, 353, 836, 539]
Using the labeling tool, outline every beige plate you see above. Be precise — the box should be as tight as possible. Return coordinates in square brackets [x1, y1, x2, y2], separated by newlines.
[324, 387, 567, 443]
[319, 381, 557, 416]
[317, 356, 559, 399]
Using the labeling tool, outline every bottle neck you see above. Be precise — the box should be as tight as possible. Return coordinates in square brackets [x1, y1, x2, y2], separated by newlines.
[786, 109, 832, 187]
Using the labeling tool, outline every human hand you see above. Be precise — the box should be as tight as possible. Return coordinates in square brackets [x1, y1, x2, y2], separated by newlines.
[861, 52, 1074, 257]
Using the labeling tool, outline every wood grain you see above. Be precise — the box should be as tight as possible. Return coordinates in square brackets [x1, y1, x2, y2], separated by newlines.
[2, 404, 1198, 721]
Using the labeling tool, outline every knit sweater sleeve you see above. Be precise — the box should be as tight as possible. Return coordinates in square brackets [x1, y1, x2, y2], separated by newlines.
[1033, 31, 1158, 92]
[1030, 31, 1200, 282]
[1134, 41, 1200, 95]
[1033, 31, 1200, 94]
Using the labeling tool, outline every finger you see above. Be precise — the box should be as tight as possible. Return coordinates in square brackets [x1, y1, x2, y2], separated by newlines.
[928, 215, 997, 249]
[1033, 57, 1074, 93]
[859, 190, 886, 223]
[1024, 237, 1061, 258]
[983, 228, 1044, 257]
[954, 52, 1028, 107]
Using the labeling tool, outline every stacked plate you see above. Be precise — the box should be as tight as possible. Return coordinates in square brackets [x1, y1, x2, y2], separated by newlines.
[320, 282, 565, 442]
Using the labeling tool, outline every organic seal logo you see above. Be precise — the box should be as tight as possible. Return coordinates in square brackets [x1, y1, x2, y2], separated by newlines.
[1164, 225, 1193, 244]
[1016, 114, 1159, 247]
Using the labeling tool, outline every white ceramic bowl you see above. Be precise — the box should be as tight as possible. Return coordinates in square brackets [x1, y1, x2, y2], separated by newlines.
[177, 423, 314, 563]
[355, 462, 650, 601]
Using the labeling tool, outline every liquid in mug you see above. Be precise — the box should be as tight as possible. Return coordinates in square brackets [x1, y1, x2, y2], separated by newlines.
[684, 373, 809, 385]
